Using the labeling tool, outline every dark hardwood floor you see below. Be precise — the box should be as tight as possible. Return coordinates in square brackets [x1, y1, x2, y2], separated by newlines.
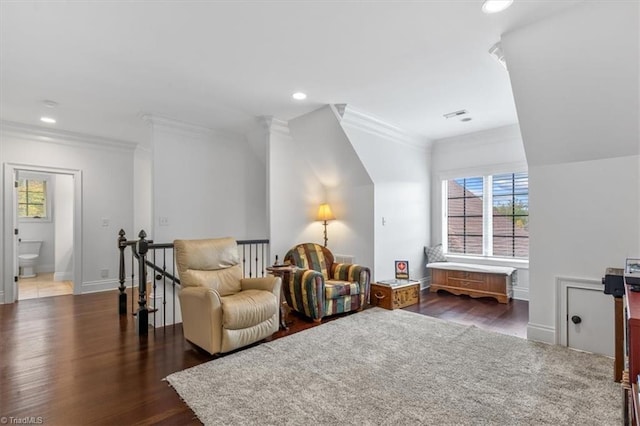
[0, 288, 528, 425]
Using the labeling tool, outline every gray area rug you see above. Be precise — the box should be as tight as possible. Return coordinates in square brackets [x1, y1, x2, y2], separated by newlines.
[166, 308, 621, 425]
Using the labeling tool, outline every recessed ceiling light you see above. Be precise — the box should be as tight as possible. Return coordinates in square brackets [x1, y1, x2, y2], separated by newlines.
[482, 0, 513, 14]
[461, 117, 473, 122]
[43, 99, 59, 108]
[292, 92, 307, 100]
[40, 117, 56, 124]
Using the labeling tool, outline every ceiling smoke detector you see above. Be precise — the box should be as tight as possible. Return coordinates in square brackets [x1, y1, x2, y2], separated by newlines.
[443, 109, 468, 119]
[43, 99, 59, 108]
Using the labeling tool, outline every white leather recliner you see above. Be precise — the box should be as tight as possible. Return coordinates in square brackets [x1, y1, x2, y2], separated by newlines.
[174, 237, 281, 355]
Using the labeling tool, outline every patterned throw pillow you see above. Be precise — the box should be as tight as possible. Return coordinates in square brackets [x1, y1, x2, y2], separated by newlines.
[424, 244, 447, 263]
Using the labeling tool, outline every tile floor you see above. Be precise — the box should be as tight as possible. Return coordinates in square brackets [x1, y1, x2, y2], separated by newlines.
[18, 272, 73, 300]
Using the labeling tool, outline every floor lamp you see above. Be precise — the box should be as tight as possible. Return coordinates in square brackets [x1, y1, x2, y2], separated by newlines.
[316, 203, 335, 247]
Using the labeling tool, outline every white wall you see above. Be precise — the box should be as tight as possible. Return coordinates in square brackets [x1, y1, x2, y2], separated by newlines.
[54, 173, 74, 281]
[430, 124, 530, 299]
[147, 117, 267, 244]
[503, 1, 640, 342]
[268, 104, 432, 285]
[528, 156, 640, 341]
[339, 105, 430, 284]
[133, 123, 153, 238]
[286, 106, 375, 271]
[267, 118, 324, 262]
[0, 122, 135, 300]
[243, 122, 268, 240]
[139, 117, 268, 326]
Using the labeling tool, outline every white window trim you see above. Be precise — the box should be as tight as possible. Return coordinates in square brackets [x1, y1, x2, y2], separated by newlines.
[18, 172, 53, 223]
[441, 171, 528, 261]
[484, 175, 493, 257]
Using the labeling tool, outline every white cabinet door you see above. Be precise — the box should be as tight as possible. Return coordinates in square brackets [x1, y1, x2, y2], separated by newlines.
[567, 286, 614, 357]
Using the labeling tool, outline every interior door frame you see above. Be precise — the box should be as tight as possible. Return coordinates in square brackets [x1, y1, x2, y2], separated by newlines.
[3, 163, 82, 302]
[555, 276, 603, 347]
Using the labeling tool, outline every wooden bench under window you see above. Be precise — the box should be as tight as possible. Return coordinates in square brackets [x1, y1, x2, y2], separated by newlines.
[427, 262, 516, 304]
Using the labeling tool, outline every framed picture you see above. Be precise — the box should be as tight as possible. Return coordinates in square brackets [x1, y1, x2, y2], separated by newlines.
[395, 260, 409, 280]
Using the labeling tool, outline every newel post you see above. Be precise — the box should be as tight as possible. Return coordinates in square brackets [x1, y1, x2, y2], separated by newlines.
[137, 230, 149, 335]
[117, 229, 127, 315]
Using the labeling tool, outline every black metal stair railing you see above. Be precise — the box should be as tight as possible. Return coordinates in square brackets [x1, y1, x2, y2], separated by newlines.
[117, 229, 270, 335]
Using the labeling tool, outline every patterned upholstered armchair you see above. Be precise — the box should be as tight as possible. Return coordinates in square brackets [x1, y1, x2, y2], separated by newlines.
[283, 243, 370, 322]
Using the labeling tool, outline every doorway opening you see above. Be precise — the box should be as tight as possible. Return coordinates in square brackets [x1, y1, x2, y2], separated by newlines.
[18, 273, 73, 300]
[3, 164, 82, 303]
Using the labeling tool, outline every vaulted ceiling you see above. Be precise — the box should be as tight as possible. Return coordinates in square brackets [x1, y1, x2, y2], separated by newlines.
[0, 1, 582, 144]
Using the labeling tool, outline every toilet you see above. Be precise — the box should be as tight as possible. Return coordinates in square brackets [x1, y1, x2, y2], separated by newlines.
[19, 240, 42, 278]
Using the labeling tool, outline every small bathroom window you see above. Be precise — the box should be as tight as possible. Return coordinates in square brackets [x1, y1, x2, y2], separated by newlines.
[18, 174, 52, 222]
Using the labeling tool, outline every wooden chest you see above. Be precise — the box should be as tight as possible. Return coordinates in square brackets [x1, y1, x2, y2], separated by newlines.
[429, 268, 512, 304]
[370, 280, 420, 310]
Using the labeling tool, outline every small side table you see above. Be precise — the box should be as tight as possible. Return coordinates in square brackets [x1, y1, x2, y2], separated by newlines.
[370, 279, 420, 310]
[266, 265, 296, 330]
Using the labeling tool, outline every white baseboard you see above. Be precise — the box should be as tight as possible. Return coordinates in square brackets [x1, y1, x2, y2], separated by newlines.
[513, 287, 529, 301]
[0, 290, 4, 304]
[527, 322, 555, 344]
[54, 271, 73, 281]
[415, 276, 430, 290]
[82, 278, 135, 294]
[36, 264, 55, 274]
[82, 279, 120, 293]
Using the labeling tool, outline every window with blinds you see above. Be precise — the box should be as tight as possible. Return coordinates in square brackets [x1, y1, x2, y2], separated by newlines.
[492, 172, 529, 258]
[444, 172, 529, 259]
[447, 177, 483, 255]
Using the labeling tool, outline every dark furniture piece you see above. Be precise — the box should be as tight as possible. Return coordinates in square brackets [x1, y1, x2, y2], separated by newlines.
[625, 282, 640, 425]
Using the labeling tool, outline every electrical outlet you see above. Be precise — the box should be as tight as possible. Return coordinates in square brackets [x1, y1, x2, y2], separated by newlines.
[159, 217, 169, 226]
[100, 268, 109, 278]
[102, 218, 109, 227]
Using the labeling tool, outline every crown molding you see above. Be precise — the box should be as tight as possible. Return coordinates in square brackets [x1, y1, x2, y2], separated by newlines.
[0, 120, 137, 152]
[334, 104, 347, 118]
[140, 113, 248, 144]
[260, 116, 291, 137]
[335, 104, 432, 151]
[140, 113, 214, 136]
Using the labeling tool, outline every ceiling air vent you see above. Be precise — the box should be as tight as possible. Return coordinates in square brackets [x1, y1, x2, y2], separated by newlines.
[443, 110, 468, 119]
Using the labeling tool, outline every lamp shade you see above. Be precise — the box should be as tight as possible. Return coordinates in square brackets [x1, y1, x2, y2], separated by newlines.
[316, 203, 335, 221]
